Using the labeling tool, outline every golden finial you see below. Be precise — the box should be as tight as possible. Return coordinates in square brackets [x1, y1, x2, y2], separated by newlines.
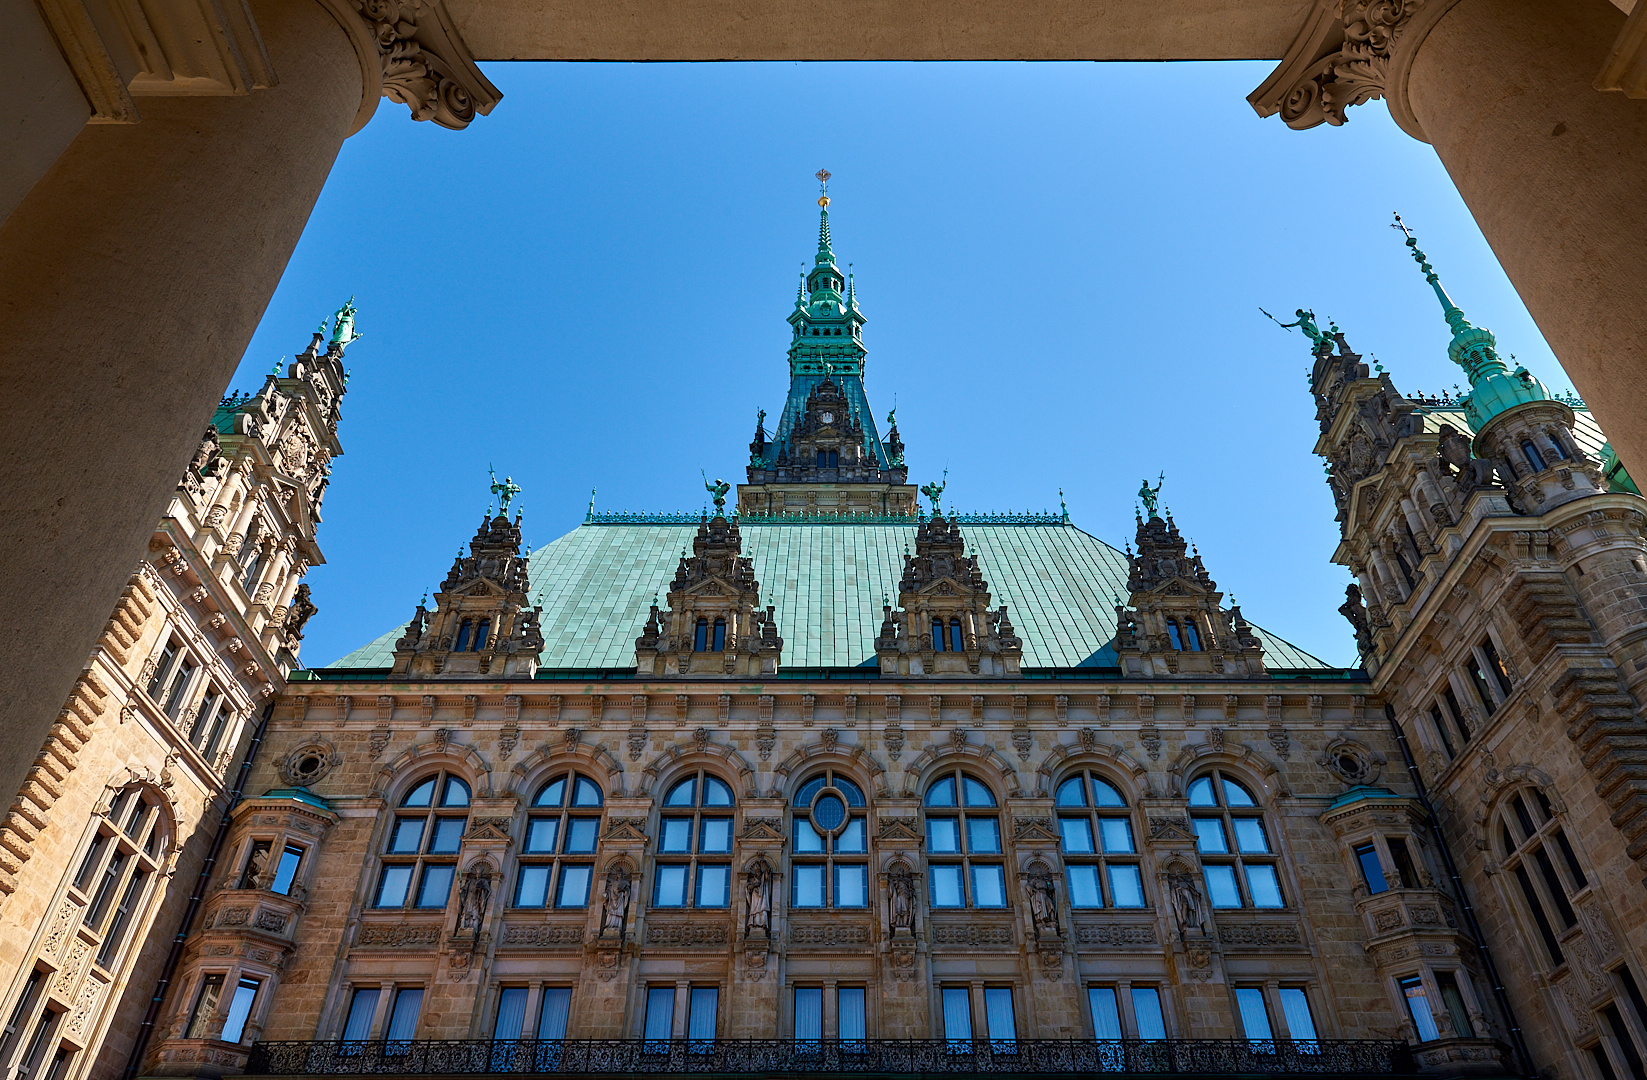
[816, 168, 831, 208]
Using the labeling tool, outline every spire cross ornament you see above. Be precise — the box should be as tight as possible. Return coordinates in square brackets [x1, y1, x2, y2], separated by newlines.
[816, 168, 831, 208]
[488, 466, 521, 515]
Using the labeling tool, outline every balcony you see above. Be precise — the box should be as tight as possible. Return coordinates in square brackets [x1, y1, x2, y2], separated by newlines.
[246, 1038, 1414, 1078]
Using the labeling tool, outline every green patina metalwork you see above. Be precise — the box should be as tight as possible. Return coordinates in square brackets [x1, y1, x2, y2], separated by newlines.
[488, 466, 521, 514]
[919, 473, 947, 514]
[328, 296, 362, 349]
[1138, 473, 1164, 519]
[702, 472, 731, 513]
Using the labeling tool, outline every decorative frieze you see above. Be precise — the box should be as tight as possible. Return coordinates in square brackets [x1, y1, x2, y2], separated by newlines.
[500, 924, 583, 947]
[1074, 924, 1157, 946]
[357, 923, 440, 947]
[790, 924, 871, 945]
[646, 923, 730, 946]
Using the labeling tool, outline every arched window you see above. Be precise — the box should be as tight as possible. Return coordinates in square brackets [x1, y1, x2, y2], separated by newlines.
[1546, 432, 1570, 461]
[654, 771, 735, 909]
[949, 619, 964, 653]
[1167, 622, 1184, 650]
[924, 770, 1005, 909]
[791, 771, 868, 909]
[1497, 787, 1587, 967]
[514, 773, 602, 909]
[1521, 441, 1548, 474]
[1189, 771, 1283, 909]
[1056, 771, 1144, 908]
[1182, 620, 1203, 651]
[694, 619, 708, 652]
[376, 772, 469, 910]
[931, 619, 946, 651]
[473, 619, 490, 651]
[454, 621, 473, 653]
[72, 786, 166, 969]
[712, 619, 726, 652]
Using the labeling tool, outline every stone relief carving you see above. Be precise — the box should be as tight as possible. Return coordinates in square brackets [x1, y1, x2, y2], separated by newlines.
[1025, 866, 1059, 938]
[888, 866, 916, 933]
[278, 740, 341, 786]
[1168, 871, 1207, 938]
[501, 925, 583, 946]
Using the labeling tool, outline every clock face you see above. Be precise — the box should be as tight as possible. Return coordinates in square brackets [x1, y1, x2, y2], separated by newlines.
[820, 412, 834, 424]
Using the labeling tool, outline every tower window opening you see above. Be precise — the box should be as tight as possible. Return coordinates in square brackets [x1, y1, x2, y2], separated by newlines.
[454, 620, 473, 653]
[712, 618, 726, 652]
[473, 619, 489, 651]
[1183, 619, 1203, 651]
[1167, 621, 1183, 650]
[932, 618, 946, 652]
[1522, 441, 1548, 473]
[949, 619, 964, 653]
[829, 450, 839, 467]
[694, 619, 709, 652]
[1547, 433, 1570, 460]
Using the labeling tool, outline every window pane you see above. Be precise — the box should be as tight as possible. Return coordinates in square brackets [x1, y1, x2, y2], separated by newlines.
[534, 778, 566, 807]
[495, 988, 528, 1040]
[834, 776, 866, 807]
[524, 818, 559, 854]
[664, 779, 695, 807]
[555, 865, 592, 907]
[537, 989, 571, 1041]
[926, 777, 957, 807]
[930, 865, 964, 907]
[1089, 988, 1121, 1039]
[837, 818, 867, 854]
[428, 818, 465, 853]
[695, 865, 730, 907]
[794, 989, 823, 1042]
[1246, 865, 1285, 908]
[1100, 818, 1135, 854]
[1204, 866, 1242, 908]
[563, 818, 598, 853]
[963, 778, 996, 807]
[703, 777, 734, 806]
[838, 988, 866, 1042]
[376, 865, 412, 907]
[1108, 864, 1146, 908]
[984, 989, 1016, 1042]
[700, 818, 733, 853]
[572, 777, 603, 806]
[1279, 989, 1317, 1041]
[1193, 818, 1227, 854]
[1187, 777, 1216, 806]
[1235, 989, 1272, 1040]
[1060, 818, 1095, 854]
[1067, 865, 1102, 908]
[271, 847, 302, 895]
[515, 866, 550, 907]
[1356, 845, 1388, 893]
[927, 818, 960, 853]
[796, 777, 826, 807]
[1221, 778, 1257, 807]
[387, 818, 424, 854]
[1092, 778, 1126, 807]
[387, 988, 423, 1043]
[654, 865, 688, 906]
[687, 989, 717, 1042]
[661, 818, 693, 853]
[342, 987, 379, 1041]
[942, 988, 973, 1041]
[1436, 973, 1475, 1039]
[440, 777, 470, 807]
[1233, 819, 1269, 854]
[835, 864, 868, 908]
[792, 865, 825, 907]
[1401, 978, 1440, 1042]
[794, 818, 825, 853]
[967, 817, 1002, 854]
[1056, 778, 1087, 807]
[222, 979, 259, 1044]
[1132, 988, 1166, 1040]
[643, 988, 675, 1042]
[416, 865, 454, 908]
[971, 865, 1007, 908]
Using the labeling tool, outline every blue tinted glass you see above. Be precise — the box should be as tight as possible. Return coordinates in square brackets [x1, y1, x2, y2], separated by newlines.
[833, 776, 866, 807]
[926, 777, 957, 807]
[664, 778, 695, 807]
[563, 818, 598, 853]
[572, 777, 602, 806]
[703, 777, 734, 806]
[416, 864, 454, 908]
[963, 778, 996, 807]
[534, 778, 566, 807]
[556, 865, 592, 907]
[1055, 778, 1087, 807]
[515, 865, 549, 907]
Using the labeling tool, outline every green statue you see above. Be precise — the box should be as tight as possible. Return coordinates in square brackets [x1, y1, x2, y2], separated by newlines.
[488, 465, 521, 514]
[919, 469, 948, 515]
[702, 471, 731, 513]
[1138, 472, 1164, 519]
[329, 296, 362, 348]
[1261, 307, 1336, 352]
[886, 407, 897, 428]
[756, 407, 766, 432]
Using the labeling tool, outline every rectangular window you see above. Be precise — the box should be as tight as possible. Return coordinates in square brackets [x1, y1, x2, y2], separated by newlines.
[838, 988, 866, 1043]
[1193, 819, 1228, 853]
[341, 987, 379, 1041]
[1443, 686, 1471, 740]
[942, 988, 973, 1045]
[1616, 967, 1647, 1042]
[1512, 863, 1565, 964]
[1388, 837, 1420, 889]
[1088, 988, 1121, 1039]
[85, 850, 130, 928]
[563, 819, 598, 853]
[837, 819, 867, 853]
[1435, 972, 1474, 1039]
[643, 988, 675, 1045]
[147, 641, 179, 698]
[1204, 865, 1242, 908]
[386, 988, 423, 1043]
[163, 658, 196, 718]
[1400, 977, 1441, 1042]
[971, 865, 1007, 908]
[1603, 1005, 1647, 1080]
[967, 818, 1002, 854]
[186, 976, 226, 1039]
[97, 868, 148, 966]
[1100, 819, 1135, 854]
[428, 818, 464, 854]
[661, 819, 692, 853]
[556, 864, 592, 907]
[270, 846, 303, 896]
[984, 988, 1016, 1044]
[794, 819, 825, 853]
[654, 865, 688, 907]
[1234, 988, 1272, 1041]
[376, 865, 413, 908]
[387, 819, 424, 854]
[73, 833, 109, 892]
[1279, 988, 1317, 1041]
[221, 978, 260, 1044]
[927, 819, 960, 853]
[1, 971, 43, 1069]
[239, 841, 272, 889]
[1465, 657, 1497, 715]
[1132, 988, 1166, 1040]
[40, 1048, 71, 1080]
[495, 988, 529, 1040]
[1233, 819, 1269, 854]
[695, 865, 730, 908]
[835, 864, 868, 907]
[1594, 1047, 1623, 1080]
[524, 819, 559, 853]
[930, 865, 964, 908]
[415, 865, 454, 908]
[515, 866, 550, 908]
[1246, 865, 1285, 908]
[1428, 706, 1457, 759]
[687, 988, 718, 1044]
[699, 818, 733, 852]
[537, 988, 571, 1041]
[1059, 818, 1095, 854]
[1108, 865, 1146, 908]
[15, 1010, 60, 1080]
[792, 865, 825, 907]
[191, 689, 221, 749]
[1356, 844, 1389, 893]
[1482, 638, 1513, 698]
[1067, 865, 1102, 908]
[794, 988, 822, 1043]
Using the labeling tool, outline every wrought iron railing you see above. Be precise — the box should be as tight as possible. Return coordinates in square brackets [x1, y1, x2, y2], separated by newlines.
[246, 1037, 1413, 1076]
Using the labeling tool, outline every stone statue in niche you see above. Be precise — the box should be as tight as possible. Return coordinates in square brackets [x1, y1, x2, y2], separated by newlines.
[888, 867, 915, 933]
[1026, 867, 1059, 937]
[1168, 871, 1206, 938]
[1338, 583, 1372, 658]
[601, 866, 631, 938]
[457, 869, 491, 932]
[744, 857, 773, 938]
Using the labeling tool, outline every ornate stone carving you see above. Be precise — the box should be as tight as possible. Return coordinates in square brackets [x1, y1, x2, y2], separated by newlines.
[1218, 922, 1303, 946]
[744, 856, 774, 938]
[501, 924, 584, 946]
[931, 924, 1014, 946]
[277, 740, 340, 786]
[790, 924, 871, 945]
[347, 0, 503, 130]
[603, 817, 648, 841]
[1249, 0, 1425, 131]
[646, 923, 730, 946]
[600, 865, 631, 939]
[1075, 923, 1157, 946]
[358, 923, 440, 946]
[889, 866, 916, 933]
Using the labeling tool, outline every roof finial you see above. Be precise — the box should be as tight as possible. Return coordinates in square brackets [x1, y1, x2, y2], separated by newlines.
[1391, 213, 1472, 339]
[488, 466, 521, 515]
[328, 296, 361, 350]
[815, 168, 831, 207]
[585, 487, 596, 523]
[815, 170, 834, 260]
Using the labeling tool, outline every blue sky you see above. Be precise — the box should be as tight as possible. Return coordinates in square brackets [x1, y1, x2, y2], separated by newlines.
[231, 61, 1575, 669]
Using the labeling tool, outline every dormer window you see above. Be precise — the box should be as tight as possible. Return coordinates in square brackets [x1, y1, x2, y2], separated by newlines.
[473, 619, 489, 651]
[816, 450, 839, 467]
[1167, 622, 1183, 650]
[1183, 619, 1203, 651]
[693, 618, 726, 652]
[1521, 441, 1548, 473]
[931, 618, 963, 652]
[454, 621, 472, 652]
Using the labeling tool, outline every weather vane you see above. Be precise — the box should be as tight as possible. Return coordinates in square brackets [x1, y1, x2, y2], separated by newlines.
[816, 169, 831, 208]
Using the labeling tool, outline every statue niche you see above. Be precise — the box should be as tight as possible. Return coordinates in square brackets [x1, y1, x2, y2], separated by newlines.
[635, 513, 783, 677]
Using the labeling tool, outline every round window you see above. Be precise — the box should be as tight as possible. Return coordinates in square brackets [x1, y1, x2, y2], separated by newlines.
[813, 793, 846, 831]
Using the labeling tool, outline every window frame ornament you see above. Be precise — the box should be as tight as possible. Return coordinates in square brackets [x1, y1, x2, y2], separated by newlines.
[1188, 770, 1284, 910]
[375, 771, 471, 910]
[653, 770, 736, 909]
[1495, 785, 1588, 970]
[789, 770, 869, 909]
[923, 769, 1007, 910]
[514, 772, 604, 909]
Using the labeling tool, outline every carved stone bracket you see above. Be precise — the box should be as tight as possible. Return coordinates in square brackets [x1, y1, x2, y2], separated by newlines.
[333, 0, 503, 132]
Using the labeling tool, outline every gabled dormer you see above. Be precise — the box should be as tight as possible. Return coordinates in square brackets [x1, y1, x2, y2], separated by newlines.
[875, 507, 1021, 677]
[635, 513, 782, 677]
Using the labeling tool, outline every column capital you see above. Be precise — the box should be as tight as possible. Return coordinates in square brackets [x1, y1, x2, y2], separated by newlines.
[1247, 0, 1461, 139]
[323, 0, 502, 132]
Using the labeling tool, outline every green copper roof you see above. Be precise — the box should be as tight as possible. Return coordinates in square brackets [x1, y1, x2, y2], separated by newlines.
[1414, 402, 1608, 460]
[328, 521, 1332, 673]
